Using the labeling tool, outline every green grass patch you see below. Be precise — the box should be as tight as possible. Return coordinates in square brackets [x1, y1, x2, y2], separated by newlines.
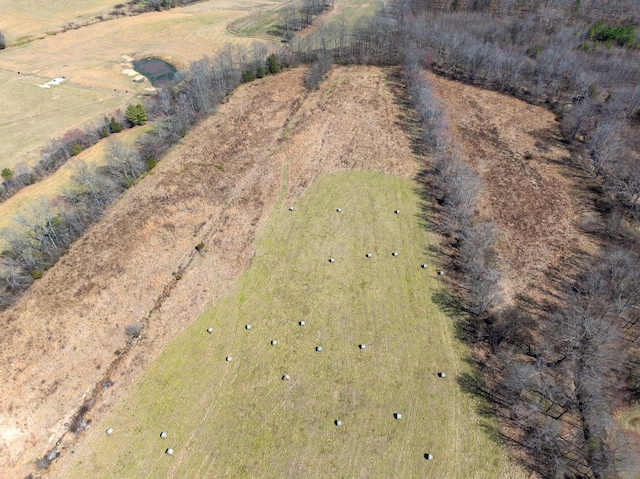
[65, 171, 519, 478]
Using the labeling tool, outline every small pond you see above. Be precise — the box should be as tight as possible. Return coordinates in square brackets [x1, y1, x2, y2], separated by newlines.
[132, 58, 177, 87]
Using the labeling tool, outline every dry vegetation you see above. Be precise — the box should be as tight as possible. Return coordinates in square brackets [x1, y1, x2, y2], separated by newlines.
[0, 65, 448, 479]
[427, 74, 597, 300]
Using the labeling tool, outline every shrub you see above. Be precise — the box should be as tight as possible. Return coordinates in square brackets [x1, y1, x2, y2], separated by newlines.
[99, 127, 110, 138]
[109, 117, 123, 133]
[1, 168, 13, 181]
[125, 322, 143, 338]
[70, 144, 84, 156]
[242, 70, 256, 83]
[0, 31, 5, 50]
[145, 156, 157, 170]
[256, 66, 265, 78]
[267, 54, 280, 74]
[589, 21, 635, 47]
[125, 104, 147, 126]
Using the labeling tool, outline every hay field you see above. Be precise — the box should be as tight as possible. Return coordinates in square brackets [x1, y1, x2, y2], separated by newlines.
[63, 171, 520, 478]
[0, 0, 285, 171]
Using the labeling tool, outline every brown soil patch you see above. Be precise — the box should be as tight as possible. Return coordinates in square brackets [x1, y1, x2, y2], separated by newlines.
[0, 65, 416, 479]
[428, 74, 598, 301]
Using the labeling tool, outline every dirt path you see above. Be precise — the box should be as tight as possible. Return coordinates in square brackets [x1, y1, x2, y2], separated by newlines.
[0, 66, 416, 479]
[428, 74, 598, 301]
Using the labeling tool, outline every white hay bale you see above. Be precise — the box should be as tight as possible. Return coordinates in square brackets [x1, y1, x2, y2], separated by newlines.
[335, 419, 343, 426]
[207, 327, 213, 333]
[421, 264, 427, 269]
[438, 372, 446, 378]
[299, 320, 306, 326]
[394, 210, 400, 214]
[106, 428, 114, 435]
[226, 356, 233, 362]
[366, 253, 372, 258]
[166, 448, 174, 455]
[245, 324, 252, 330]
[424, 453, 433, 461]
[160, 431, 167, 439]
[392, 252, 398, 257]
[316, 346, 323, 352]
[271, 340, 278, 346]
[394, 413, 402, 420]
[329, 258, 334, 263]
[438, 270, 444, 276]
[282, 374, 290, 381]
[289, 207, 294, 211]
[336, 208, 342, 212]
[359, 344, 366, 350]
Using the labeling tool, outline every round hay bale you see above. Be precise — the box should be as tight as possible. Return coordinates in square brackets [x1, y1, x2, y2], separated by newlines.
[160, 431, 167, 439]
[359, 344, 366, 350]
[271, 340, 278, 346]
[438, 270, 444, 276]
[366, 253, 372, 258]
[394, 413, 402, 420]
[392, 252, 398, 257]
[329, 258, 335, 263]
[394, 210, 400, 214]
[299, 320, 306, 326]
[282, 374, 290, 381]
[316, 346, 323, 352]
[166, 448, 174, 455]
[437, 372, 446, 378]
[106, 428, 114, 435]
[225, 356, 233, 362]
[421, 264, 427, 269]
[289, 207, 294, 211]
[336, 208, 342, 212]
[206, 327, 213, 334]
[335, 419, 343, 427]
[245, 324, 252, 330]
[424, 453, 433, 461]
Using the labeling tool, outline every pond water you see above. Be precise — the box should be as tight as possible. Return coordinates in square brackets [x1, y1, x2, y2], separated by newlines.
[132, 58, 176, 87]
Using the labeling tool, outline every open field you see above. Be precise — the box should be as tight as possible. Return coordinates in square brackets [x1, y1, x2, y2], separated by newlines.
[0, 65, 422, 478]
[62, 171, 519, 478]
[0, 0, 120, 44]
[427, 73, 598, 302]
[0, 0, 286, 171]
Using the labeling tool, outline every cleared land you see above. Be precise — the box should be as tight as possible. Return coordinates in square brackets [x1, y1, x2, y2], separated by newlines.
[62, 171, 517, 478]
[427, 73, 597, 302]
[0, 66, 421, 479]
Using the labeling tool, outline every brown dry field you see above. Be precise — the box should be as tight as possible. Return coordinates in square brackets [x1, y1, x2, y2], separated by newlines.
[428, 74, 598, 302]
[0, 66, 417, 479]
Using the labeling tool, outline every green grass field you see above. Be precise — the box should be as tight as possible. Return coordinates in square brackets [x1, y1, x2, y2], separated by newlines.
[63, 171, 519, 478]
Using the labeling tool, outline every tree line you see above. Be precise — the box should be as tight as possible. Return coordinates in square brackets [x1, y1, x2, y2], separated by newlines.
[0, 105, 146, 203]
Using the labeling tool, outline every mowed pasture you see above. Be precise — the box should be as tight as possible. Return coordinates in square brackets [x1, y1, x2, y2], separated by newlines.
[0, 0, 285, 171]
[63, 171, 520, 478]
